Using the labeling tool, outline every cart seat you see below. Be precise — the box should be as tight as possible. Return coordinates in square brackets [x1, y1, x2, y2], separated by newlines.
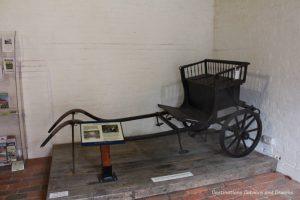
[158, 104, 210, 123]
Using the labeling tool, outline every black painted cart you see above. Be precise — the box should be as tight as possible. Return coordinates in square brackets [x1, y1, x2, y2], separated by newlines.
[158, 59, 262, 157]
[41, 59, 262, 181]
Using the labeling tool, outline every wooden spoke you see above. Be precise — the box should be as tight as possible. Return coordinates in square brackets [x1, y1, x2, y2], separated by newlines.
[248, 137, 255, 142]
[241, 113, 248, 129]
[232, 118, 243, 128]
[242, 139, 248, 151]
[232, 114, 252, 129]
[245, 128, 258, 133]
[225, 134, 235, 140]
[227, 136, 238, 149]
[244, 117, 255, 131]
[234, 117, 240, 129]
[228, 117, 242, 131]
[234, 138, 242, 153]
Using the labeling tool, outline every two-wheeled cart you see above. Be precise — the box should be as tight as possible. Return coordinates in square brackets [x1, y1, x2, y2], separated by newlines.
[41, 59, 262, 182]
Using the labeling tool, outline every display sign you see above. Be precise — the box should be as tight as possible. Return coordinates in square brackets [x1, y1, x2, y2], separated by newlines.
[3, 59, 15, 72]
[1, 37, 14, 53]
[80, 122, 124, 145]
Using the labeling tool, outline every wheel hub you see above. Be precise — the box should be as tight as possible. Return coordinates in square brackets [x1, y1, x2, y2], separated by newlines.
[235, 129, 249, 140]
[242, 131, 249, 140]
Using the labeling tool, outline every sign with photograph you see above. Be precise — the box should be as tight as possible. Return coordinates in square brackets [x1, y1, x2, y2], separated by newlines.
[3, 59, 14, 72]
[1, 37, 14, 53]
[80, 122, 124, 145]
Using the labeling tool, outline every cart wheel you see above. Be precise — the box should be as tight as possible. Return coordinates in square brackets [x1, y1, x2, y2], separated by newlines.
[219, 109, 262, 158]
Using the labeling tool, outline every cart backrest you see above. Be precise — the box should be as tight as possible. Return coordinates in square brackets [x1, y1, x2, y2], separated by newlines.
[180, 59, 249, 83]
[179, 59, 250, 112]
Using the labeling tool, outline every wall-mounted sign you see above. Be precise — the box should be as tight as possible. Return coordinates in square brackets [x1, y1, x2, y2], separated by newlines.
[1, 37, 14, 53]
[3, 59, 14, 72]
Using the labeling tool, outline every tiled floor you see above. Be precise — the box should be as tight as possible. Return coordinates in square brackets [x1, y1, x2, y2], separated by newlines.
[0, 157, 300, 200]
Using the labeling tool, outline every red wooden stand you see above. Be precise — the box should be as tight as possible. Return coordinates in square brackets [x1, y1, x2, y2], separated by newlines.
[98, 144, 117, 182]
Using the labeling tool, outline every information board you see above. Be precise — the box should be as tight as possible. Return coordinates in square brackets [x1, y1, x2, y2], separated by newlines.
[80, 122, 124, 145]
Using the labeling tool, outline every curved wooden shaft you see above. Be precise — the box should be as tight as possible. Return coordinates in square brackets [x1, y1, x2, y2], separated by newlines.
[48, 109, 103, 133]
[40, 119, 82, 147]
[48, 108, 167, 134]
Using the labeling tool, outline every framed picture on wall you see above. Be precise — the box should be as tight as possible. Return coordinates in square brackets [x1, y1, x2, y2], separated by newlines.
[80, 122, 124, 145]
[3, 59, 14, 72]
[1, 37, 14, 53]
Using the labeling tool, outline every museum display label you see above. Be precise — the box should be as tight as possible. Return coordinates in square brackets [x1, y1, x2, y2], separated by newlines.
[80, 122, 124, 146]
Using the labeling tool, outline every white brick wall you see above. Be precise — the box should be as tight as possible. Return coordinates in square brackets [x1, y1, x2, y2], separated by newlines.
[2, 0, 299, 182]
[0, 0, 214, 158]
[214, 0, 300, 182]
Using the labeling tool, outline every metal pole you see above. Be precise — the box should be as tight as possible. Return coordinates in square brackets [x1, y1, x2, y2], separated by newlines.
[72, 113, 75, 174]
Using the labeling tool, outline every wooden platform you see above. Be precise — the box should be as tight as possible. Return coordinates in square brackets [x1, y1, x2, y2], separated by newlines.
[47, 132, 277, 200]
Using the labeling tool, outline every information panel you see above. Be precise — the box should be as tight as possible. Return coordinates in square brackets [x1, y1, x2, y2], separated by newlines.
[80, 122, 124, 145]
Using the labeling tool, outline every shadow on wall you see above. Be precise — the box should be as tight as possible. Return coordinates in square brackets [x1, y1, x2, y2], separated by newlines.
[240, 71, 273, 139]
[240, 71, 270, 110]
[160, 81, 184, 107]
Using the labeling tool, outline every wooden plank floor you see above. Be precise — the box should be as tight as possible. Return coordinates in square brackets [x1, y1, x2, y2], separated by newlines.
[47, 133, 278, 199]
[146, 172, 300, 200]
[0, 157, 300, 199]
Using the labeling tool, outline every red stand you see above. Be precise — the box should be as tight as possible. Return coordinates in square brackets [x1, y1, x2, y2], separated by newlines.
[99, 144, 117, 182]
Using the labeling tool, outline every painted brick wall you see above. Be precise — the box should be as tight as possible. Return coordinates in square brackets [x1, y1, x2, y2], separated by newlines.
[0, 0, 214, 158]
[214, 0, 300, 182]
